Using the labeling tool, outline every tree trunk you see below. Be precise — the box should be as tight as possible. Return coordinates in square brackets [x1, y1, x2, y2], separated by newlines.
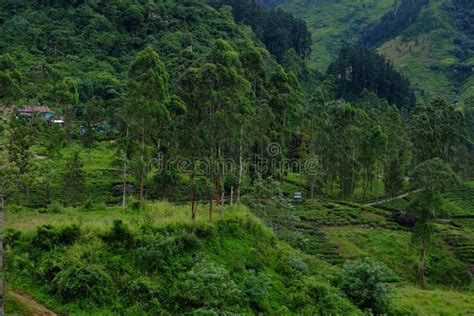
[122, 159, 127, 209]
[363, 166, 371, 201]
[237, 127, 243, 206]
[191, 123, 197, 221]
[220, 181, 225, 216]
[230, 186, 233, 206]
[122, 127, 128, 209]
[139, 125, 146, 206]
[0, 195, 4, 316]
[215, 177, 220, 207]
[418, 244, 426, 289]
[209, 196, 213, 222]
[191, 170, 196, 223]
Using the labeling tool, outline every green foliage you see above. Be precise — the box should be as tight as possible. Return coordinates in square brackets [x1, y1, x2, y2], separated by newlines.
[360, 0, 430, 47]
[51, 260, 115, 305]
[5, 208, 360, 314]
[408, 99, 470, 167]
[134, 225, 201, 273]
[32, 224, 80, 251]
[62, 150, 86, 205]
[178, 260, 242, 312]
[339, 260, 391, 314]
[0, 53, 23, 100]
[46, 201, 64, 214]
[212, 0, 312, 61]
[4, 228, 21, 248]
[277, 0, 394, 70]
[100, 220, 134, 249]
[327, 46, 416, 111]
[426, 251, 471, 288]
[1, 0, 473, 314]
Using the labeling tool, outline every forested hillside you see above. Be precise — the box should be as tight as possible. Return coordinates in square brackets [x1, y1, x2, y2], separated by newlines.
[274, 0, 395, 70]
[378, 0, 474, 102]
[209, 0, 312, 62]
[0, 0, 473, 314]
[276, 0, 474, 102]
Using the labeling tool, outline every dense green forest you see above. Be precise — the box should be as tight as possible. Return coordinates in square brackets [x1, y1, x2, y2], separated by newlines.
[0, 0, 473, 314]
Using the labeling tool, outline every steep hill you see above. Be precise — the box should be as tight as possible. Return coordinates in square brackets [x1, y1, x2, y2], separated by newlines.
[377, 0, 474, 102]
[0, 0, 277, 109]
[274, 0, 474, 101]
[4, 204, 360, 314]
[5, 200, 474, 315]
[275, 0, 395, 71]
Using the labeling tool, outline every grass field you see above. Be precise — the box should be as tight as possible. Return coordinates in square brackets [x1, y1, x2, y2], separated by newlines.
[393, 286, 474, 315]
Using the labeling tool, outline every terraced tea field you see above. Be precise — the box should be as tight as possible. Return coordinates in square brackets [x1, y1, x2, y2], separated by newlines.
[249, 197, 472, 287]
[250, 199, 403, 265]
[379, 183, 474, 218]
[441, 229, 474, 266]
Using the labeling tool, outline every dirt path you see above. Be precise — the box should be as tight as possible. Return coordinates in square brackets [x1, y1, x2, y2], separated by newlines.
[9, 290, 57, 316]
[365, 190, 421, 206]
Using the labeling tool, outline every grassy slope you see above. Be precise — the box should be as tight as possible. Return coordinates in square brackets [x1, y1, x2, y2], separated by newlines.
[5, 143, 474, 314]
[393, 286, 474, 315]
[4, 203, 358, 315]
[278, 0, 394, 71]
[249, 196, 474, 314]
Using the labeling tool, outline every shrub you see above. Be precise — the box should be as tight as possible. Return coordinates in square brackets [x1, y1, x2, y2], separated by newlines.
[4, 228, 21, 248]
[127, 195, 141, 210]
[305, 278, 359, 315]
[339, 260, 391, 314]
[81, 199, 94, 211]
[6, 204, 26, 213]
[51, 260, 115, 305]
[47, 201, 64, 214]
[32, 224, 80, 251]
[280, 252, 308, 277]
[135, 229, 198, 272]
[36, 250, 65, 282]
[81, 200, 108, 212]
[123, 275, 163, 312]
[287, 277, 358, 314]
[242, 272, 272, 312]
[128, 275, 161, 302]
[216, 217, 243, 236]
[193, 223, 217, 240]
[101, 220, 134, 249]
[178, 261, 243, 312]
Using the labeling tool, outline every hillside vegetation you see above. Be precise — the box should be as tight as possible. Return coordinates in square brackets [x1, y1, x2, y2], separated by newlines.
[276, 0, 474, 101]
[0, 0, 473, 314]
[5, 197, 474, 315]
[5, 204, 361, 315]
[378, 0, 474, 102]
[277, 0, 394, 70]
